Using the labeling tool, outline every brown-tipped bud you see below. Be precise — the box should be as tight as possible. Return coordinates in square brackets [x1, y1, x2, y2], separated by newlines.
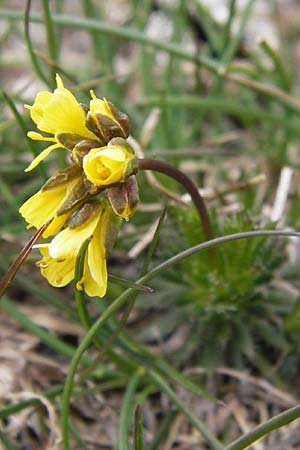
[101, 201, 122, 254]
[107, 176, 139, 221]
[56, 179, 89, 215]
[56, 132, 88, 150]
[72, 139, 101, 166]
[67, 201, 100, 229]
[41, 165, 82, 191]
[86, 94, 129, 144]
[79, 103, 89, 116]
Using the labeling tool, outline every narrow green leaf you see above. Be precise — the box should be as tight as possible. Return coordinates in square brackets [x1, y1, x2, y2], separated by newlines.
[118, 372, 142, 450]
[133, 405, 144, 450]
[225, 405, 300, 450]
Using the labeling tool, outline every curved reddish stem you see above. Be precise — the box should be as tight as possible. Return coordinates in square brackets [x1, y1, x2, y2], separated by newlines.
[0, 221, 50, 298]
[138, 158, 213, 242]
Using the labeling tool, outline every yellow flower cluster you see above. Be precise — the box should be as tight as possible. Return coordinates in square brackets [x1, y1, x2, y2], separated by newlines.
[19, 75, 139, 298]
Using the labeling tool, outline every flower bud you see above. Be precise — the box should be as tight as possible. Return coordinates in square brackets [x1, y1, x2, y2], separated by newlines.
[107, 176, 139, 220]
[82, 137, 137, 187]
[72, 139, 101, 166]
[85, 92, 129, 143]
[67, 201, 100, 229]
[56, 132, 86, 151]
[41, 165, 81, 191]
[101, 202, 122, 254]
[56, 179, 89, 215]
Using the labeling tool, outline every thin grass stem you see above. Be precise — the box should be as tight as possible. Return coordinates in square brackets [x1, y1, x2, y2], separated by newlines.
[225, 405, 300, 450]
[42, 0, 58, 87]
[24, 1, 49, 85]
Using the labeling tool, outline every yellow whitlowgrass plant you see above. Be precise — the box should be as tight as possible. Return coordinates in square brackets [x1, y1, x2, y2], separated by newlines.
[24, 74, 97, 172]
[83, 138, 136, 187]
[34, 201, 121, 298]
[18, 75, 139, 298]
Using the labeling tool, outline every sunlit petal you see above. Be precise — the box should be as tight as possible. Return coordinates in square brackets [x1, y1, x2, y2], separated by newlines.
[48, 205, 101, 259]
[24, 143, 62, 172]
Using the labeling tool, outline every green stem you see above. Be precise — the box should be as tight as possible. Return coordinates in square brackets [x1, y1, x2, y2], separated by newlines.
[222, 0, 237, 54]
[0, 377, 127, 420]
[138, 158, 213, 241]
[61, 228, 299, 450]
[42, 0, 58, 87]
[149, 370, 224, 450]
[74, 240, 139, 385]
[0, 9, 220, 73]
[136, 96, 300, 132]
[133, 405, 144, 450]
[221, 0, 255, 64]
[2, 91, 48, 180]
[74, 238, 92, 330]
[259, 38, 291, 91]
[0, 386, 63, 419]
[225, 405, 300, 450]
[118, 372, 142, 450]
[24, 1, 49, 85]
[75, 211, 165, 385]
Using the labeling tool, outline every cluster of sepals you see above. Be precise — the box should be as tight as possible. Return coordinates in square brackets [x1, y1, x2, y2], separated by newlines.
[19, 75, 139, 298]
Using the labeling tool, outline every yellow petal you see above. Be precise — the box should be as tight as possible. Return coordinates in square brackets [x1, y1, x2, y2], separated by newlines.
[27, 131, 56, 142]
[42, 213, 69, 238]
[19, 176, 80, 236]
[27, 91, 53, 126]
[48, 205, 102, 259]
[55, 74, 64, 90]
[35, 244, 75, 287]
[86, 220, 107, 297]
[89, 94, 114, 120]
[41, 257, 75, 287]
[24, 143, 61, 172]
[19, 183, 67, 229]
[83, 262, 107, 298]
[29, 76, 96, 139]
[83, 145, 133, 186]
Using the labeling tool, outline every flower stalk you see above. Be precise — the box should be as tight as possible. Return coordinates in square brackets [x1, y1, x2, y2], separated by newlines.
[137, 158, 213, 242]
[0, 221, 50, 298]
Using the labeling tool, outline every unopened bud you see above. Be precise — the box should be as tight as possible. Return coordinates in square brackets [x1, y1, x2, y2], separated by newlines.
[56, 132, 87, 150]
[72, 139, 101, 166]
[101, 202, 122, 254]
[41, 165, 81, 191]
[82, 137, 137, 188]
[67, 201, 100, 229]
[107, 176, 139, 220]
[56, 179, 89, 215]
[85, 92, 129, 143]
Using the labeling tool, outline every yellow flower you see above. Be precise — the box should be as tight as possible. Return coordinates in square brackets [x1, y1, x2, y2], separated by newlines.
[24, 74, 97, 172]
[83, 138, 136, 187]
[35, 202, 120, 298]
[19, 173, 81, 238]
